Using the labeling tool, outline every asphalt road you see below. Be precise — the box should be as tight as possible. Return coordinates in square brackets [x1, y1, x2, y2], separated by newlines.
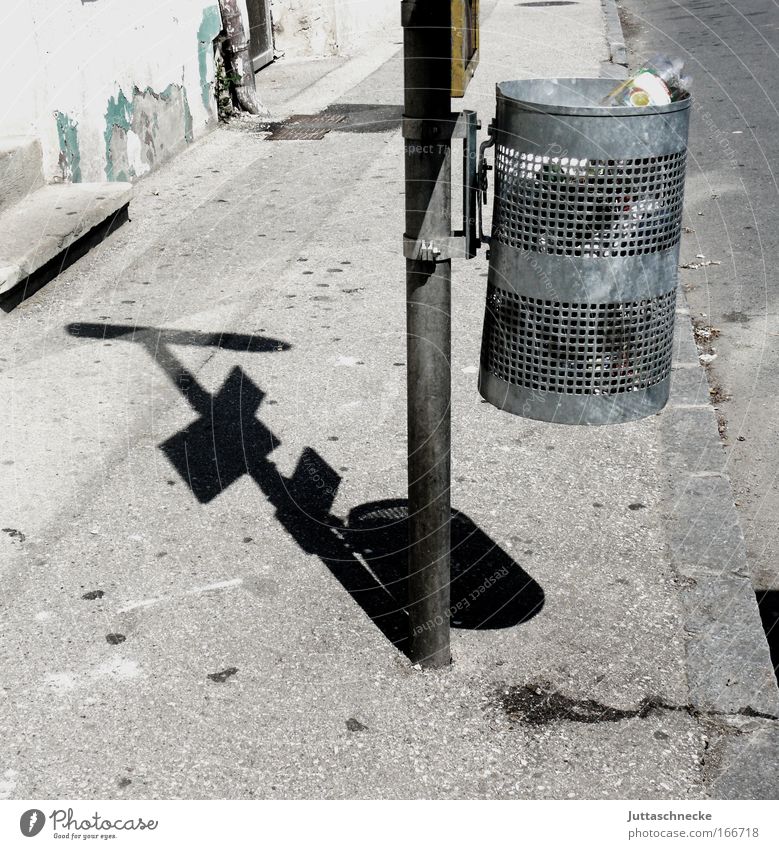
[620, 0, 779, 590]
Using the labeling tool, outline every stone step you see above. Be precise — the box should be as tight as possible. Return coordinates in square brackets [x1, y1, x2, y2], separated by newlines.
[0, 182, 132, 294]
[0, 136, 44, 216]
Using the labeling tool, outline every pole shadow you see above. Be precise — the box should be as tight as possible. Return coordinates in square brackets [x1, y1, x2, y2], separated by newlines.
[67, 321, 545, 656]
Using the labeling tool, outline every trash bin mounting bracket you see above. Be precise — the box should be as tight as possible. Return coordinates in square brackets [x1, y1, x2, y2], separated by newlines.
[402, 109, 482, 262]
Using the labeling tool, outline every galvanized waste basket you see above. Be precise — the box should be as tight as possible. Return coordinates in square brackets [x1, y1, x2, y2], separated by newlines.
[478, 78, 691, 424]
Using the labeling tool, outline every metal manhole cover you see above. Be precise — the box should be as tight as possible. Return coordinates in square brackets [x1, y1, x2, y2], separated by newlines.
[287, 113, 347, 125]
[265, 112, 347, 141]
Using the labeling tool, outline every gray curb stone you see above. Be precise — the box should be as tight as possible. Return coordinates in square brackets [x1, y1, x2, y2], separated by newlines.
[663, 289, 779, 791]
[601, 0, 628, 67]
[705, 719, 779, 800]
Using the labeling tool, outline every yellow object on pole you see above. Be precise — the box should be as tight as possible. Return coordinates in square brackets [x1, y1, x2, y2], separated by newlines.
[451, 0, 479, 97]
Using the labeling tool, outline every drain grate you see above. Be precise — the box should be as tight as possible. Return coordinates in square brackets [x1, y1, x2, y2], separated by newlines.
[265, 113, 347, 141]
[263, 105, 402, 140]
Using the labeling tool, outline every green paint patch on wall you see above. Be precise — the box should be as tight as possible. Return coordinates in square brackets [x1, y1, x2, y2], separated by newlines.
[198, 5, 223, 110]
[55, 112, 82, 182]
[104, 90, 134, 181]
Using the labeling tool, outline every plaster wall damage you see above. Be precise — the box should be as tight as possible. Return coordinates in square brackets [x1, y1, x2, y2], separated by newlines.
[104, 86, 194, 182]
[0, 1, 223, 184]
[270, 0, 397, 59]
[0, 0, 397, 184]
[55, 112, 81, 183]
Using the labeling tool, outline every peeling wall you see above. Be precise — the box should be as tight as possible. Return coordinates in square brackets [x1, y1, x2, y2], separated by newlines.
[270, 0, 397, 59]
[104, 85, 193, 182]
[55, 112, 82, 183]
[0, 0, 399, 183]
[0, 1, 224, 183]
[271, 1, 338, 57]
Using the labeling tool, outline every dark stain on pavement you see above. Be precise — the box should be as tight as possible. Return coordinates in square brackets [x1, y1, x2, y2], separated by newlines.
[722, 311, 749, 323]
[346, 718, 368, 732]
[628, 502, 647, 511]
[2, 527, 25, 542]
[106, 633, 126, 645]
[208, 667, 238, 683]
[82, 590, 105, 600]
[499, 684, 654, 725]
[496, 685, 779, 726]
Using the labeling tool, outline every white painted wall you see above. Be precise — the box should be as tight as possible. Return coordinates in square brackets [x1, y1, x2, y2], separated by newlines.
[0, 0, 224, 183]
[271, 0, 397, 59]
[0, 0, 398, 184]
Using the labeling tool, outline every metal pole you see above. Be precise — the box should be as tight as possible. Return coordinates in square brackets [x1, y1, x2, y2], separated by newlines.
[403, 1, 452, 668]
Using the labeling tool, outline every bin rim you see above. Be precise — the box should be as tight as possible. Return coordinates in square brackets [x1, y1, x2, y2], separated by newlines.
[496, 77, 691, 117]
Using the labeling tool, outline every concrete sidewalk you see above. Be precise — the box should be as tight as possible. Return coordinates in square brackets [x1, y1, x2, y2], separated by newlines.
[0, 0, 777, 799]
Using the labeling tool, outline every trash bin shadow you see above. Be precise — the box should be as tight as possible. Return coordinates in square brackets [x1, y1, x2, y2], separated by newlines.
[337, 500, 545, 646]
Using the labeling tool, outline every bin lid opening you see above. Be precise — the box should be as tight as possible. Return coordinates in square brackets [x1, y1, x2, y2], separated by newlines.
[497, 78, 690, 116]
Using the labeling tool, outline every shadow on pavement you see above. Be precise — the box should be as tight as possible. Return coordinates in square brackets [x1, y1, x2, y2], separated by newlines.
[756, 591, 779, 685]
[67, 321, 545, 655]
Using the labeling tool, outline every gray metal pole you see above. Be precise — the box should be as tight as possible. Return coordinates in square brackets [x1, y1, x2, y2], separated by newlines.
[403, 2, 452, 668]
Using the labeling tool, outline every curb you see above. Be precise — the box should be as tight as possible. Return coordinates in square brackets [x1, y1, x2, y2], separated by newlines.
[601, 0, 628, 67]
[662, 301, 779, 798]
[601, 0, 779, 799]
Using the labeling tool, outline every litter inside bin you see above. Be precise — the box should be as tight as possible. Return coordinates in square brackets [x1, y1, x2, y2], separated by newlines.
[602, 54, 692, 107]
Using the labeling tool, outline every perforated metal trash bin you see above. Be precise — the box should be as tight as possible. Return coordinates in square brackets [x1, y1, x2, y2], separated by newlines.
[478, 78, 690, 425]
